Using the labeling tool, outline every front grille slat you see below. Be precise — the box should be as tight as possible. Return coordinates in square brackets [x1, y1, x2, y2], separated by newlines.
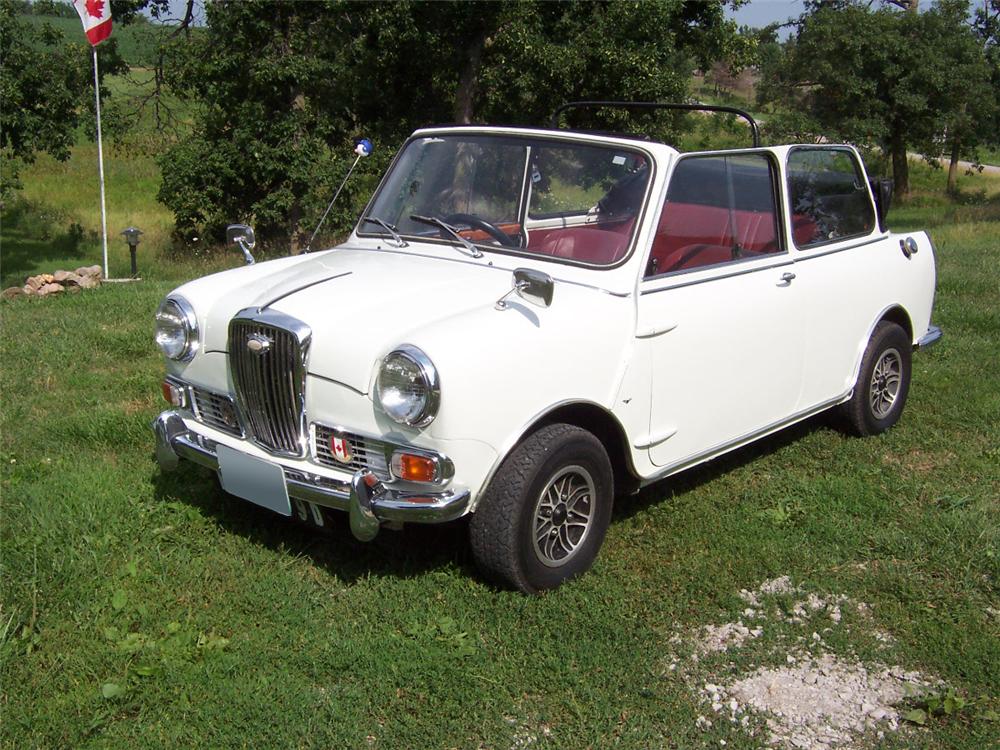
[313, 424, 390, 479]
[228, 314, 309, 456]
[190, 387, 241, 437]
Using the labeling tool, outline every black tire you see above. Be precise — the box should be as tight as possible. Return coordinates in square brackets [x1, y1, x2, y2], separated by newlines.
[468, 424, 614, 594]
[839, 321, 912, 437]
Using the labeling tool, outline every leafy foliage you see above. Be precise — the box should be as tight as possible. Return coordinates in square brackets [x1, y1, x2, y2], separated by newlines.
[758, 0, 998, 196]
[155, 0, 751, 250]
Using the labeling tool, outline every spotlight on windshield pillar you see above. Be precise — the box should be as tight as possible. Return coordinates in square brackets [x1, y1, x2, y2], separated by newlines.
[121, 226, 143, 278]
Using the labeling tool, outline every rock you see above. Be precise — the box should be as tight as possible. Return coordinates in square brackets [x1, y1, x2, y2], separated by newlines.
[1, 286, 25, 300]
[83, 264, 103, 278]
[77, 274, 100, 289]
[36, 283, 64, 296]
[53, 269, 74, 283]
[60, 272, 84, 287]
[65, 284, 82, 294]
[25, 275, 45, 291]
[39, 273, 55, 283]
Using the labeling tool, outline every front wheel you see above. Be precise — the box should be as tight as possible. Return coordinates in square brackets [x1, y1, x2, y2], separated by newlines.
[469, 424, 614, 593]
[839, 321, 912, 436]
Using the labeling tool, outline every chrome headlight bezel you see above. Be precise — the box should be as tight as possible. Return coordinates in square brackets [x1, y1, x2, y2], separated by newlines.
[155, 295, 199, 362]
[375, 344, 440, 427]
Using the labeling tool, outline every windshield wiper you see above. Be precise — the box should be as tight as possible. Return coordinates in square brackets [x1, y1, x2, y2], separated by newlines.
[409, 214, 484, 258]
[362, 216, 408, 248]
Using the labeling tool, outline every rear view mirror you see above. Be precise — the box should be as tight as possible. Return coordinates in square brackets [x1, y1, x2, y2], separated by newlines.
[513, 268, 554, 308]
[495, 268, 554, 311]
[227, 223, 256, 265]
[870, 178, 893, 232]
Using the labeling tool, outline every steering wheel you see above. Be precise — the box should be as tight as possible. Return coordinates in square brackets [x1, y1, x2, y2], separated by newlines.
[443, 213, 517, 247]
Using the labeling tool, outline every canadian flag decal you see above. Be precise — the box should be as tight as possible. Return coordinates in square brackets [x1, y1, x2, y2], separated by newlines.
[329, 434, 352, 464]
[73, 0, 113, 46]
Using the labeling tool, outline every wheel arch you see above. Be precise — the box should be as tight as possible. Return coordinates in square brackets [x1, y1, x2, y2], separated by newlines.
[470, 400, 638, 513]
[847, 304, 914, 392]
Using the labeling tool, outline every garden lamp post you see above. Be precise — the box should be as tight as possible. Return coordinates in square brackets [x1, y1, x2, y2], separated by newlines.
[121, 227, 143, 278]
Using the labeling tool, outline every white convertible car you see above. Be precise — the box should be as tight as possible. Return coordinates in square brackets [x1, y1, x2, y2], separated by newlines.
[153, 103, 940, 592]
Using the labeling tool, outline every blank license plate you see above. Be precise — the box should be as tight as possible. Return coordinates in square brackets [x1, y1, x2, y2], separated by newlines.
[216, 445, 291, 517]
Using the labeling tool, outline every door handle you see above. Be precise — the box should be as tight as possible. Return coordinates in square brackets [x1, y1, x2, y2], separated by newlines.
[777, 272, 796, 285]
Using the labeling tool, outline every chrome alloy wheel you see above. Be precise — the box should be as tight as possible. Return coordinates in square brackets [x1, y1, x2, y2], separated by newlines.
[531, 465, 596, 568]
[869, 347, 903, 419]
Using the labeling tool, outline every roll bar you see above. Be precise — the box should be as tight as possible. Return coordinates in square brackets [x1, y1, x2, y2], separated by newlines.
[549, 101, 761, 148]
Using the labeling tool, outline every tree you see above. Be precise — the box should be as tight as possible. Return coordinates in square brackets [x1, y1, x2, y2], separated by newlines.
[759, 0, 997, 196]
[1, 1, 88, 197]
[156, 0, 750, 252]
[0, 0, 130, 200]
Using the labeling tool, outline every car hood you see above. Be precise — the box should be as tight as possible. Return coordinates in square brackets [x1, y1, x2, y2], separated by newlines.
[182, 245, 519, 393]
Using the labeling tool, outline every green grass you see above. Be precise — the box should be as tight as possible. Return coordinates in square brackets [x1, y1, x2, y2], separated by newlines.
[2, 125, 999, 748]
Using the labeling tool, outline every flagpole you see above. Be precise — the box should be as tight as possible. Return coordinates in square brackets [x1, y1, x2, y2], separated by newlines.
[92, 45, 109, 279]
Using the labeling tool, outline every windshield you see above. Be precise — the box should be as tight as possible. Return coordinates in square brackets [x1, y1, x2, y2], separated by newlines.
[362, 133, 651, 266]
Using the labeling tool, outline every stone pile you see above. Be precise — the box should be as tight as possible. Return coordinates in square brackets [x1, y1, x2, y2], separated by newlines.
[2, 266, 103, 300]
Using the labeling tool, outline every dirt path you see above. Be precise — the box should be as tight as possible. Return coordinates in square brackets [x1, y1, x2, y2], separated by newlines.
[908, 152, 1000, 175]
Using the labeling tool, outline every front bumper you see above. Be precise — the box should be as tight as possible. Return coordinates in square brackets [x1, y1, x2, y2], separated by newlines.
[152, 410, 471, 540]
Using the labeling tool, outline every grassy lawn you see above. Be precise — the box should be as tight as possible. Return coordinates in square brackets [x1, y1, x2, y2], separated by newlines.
[2, 117, 999, 748]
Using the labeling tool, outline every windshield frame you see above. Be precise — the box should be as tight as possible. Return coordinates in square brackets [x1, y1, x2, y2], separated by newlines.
[355, 127, 657, 271]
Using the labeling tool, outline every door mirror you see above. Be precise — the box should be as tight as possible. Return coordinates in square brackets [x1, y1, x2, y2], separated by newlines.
[513, 268, 554, 308]
[227, 223, 256, 265]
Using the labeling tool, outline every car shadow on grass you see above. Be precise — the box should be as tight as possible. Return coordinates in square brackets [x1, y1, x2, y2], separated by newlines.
[149, 413, 837, 588]
[613, 412, 835, 523]
[150, 462, 474, 585]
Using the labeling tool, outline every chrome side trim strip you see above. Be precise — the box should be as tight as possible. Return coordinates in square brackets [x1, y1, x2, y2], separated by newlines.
[641, 259, 795, 295]
[640, 391, 850, 486]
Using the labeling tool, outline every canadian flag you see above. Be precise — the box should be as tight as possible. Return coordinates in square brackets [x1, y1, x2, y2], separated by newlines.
[72, 0, 113, 46]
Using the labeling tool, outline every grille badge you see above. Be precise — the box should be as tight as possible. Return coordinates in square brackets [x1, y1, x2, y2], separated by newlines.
[246, 333, 271, 355]
[329, 432, 353, 464]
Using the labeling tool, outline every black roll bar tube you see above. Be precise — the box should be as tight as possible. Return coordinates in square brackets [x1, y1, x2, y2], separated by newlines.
[549, 101, 761, 148]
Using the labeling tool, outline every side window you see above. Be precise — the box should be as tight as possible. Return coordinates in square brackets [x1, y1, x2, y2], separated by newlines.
[787, 149, 875, 248]
[646, 153, 782, 278]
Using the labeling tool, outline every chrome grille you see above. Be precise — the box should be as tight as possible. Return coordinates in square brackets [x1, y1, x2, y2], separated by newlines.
[313, 423, 390, 479]
[228, 312, 310, 456]
[190, 387, 241, 436]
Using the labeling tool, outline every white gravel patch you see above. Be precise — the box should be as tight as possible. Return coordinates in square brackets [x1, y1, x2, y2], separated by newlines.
[722, 653, 931, 749]
[677, 576, 941, 749]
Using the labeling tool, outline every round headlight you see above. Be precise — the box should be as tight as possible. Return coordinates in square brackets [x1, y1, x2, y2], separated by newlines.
[155, 296, 198, 361]
[376, 345, 440, 427]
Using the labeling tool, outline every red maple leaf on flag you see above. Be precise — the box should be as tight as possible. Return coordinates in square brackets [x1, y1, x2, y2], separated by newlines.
[84, 0, 105, 18]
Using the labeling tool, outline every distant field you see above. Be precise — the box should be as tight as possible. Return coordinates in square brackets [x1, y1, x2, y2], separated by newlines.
[20, 13, 194, 68]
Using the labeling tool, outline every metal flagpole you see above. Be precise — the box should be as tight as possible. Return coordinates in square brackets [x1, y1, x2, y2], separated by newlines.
[92, 46, 109, 279]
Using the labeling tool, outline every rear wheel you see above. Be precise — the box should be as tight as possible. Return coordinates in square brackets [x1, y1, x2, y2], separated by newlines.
[469, 424, 613, 593]
[840, 321, 912, 436]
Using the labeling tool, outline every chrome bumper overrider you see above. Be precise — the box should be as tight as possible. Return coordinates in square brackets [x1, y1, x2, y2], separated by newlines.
[915, 325, 942, 350]
[152, 410, 470, 541]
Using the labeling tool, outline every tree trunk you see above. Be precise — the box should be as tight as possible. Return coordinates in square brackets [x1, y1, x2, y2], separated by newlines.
[947, 135, 961, 195]
[890, 133, 909, 198]
[947, 101, 967, 195]
[454, 32, 487, 124]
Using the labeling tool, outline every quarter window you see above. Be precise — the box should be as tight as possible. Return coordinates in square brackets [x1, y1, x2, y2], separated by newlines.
[787, 149, 875, 248]
[646, 153, 782, 278]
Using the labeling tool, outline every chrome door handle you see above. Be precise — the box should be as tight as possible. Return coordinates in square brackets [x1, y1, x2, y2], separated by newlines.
[778, 272, 796, 285]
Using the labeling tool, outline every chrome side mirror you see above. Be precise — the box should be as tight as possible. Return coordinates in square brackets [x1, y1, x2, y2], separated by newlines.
[495, 268, 554, 310]
[227, 223, 256, 265]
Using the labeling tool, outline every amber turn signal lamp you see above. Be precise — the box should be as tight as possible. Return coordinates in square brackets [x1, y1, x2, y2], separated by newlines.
[161, 380, 184, 407]
[390, 452, 439, 483]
